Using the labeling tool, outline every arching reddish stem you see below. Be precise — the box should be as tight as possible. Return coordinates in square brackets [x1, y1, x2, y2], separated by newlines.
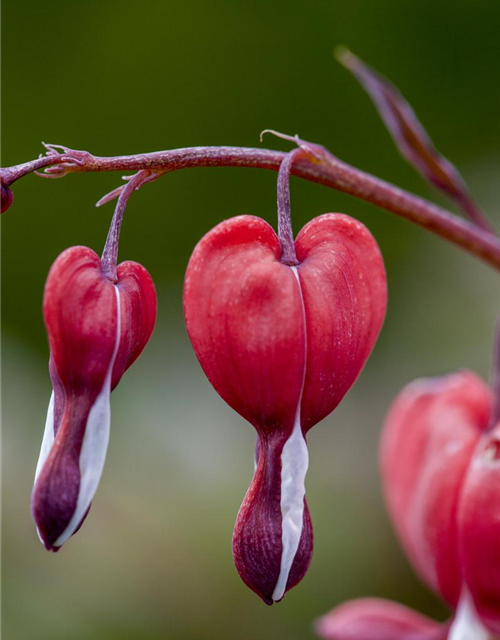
[29, 146, 500, 272]
[2, 143, 500, 271]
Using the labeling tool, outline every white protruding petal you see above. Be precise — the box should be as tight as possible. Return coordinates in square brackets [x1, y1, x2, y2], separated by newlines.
[53, 286, 122, 548]
[272, 408, 309, 602]
[34, 391, 56, 483]
[449, 591, 490, 640]
[272, 266, 309, 603]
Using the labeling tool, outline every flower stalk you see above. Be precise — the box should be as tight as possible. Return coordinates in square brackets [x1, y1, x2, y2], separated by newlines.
[100, 169, 153, 281]
[0, 140, 500, 270]
[1, 142, 500, 270]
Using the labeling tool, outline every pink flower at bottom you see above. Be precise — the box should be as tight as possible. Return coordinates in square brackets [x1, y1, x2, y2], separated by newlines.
[316, 371, 500, 640]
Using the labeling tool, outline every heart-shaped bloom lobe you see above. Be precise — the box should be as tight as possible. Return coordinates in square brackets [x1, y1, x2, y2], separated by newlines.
[315, 598, 450, 640]
[184, 214, 386, 603]
[380, 371, 491, 608]
[459, 421, 500, 636]
[32, 246, 156, 551]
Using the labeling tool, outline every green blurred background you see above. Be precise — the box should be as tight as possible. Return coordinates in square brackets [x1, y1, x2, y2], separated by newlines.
[2, 1, 499, 639]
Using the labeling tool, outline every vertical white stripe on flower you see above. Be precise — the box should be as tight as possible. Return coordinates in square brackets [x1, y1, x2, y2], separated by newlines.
[34, 391, 56, 483]
[34, 391, 57, 543]
[272, 266, 309, 602]
[449, 591, 490, 640]
[53, 285, 122, 548]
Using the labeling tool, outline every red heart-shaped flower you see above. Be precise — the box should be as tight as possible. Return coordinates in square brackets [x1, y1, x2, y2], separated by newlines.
[32, 246, 157, 550]
[184, 213, 387, 603]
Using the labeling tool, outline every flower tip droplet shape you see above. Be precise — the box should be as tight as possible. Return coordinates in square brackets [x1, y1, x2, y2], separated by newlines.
[183, 213, 387, 603]
[32, 246, 156, 551]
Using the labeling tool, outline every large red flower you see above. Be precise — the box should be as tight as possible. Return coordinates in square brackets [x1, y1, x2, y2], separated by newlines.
[184, 213, 387, 603]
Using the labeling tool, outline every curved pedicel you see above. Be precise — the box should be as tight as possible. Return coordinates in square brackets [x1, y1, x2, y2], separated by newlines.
[32, 246, 156, 551]
[184, 213, 387, 603]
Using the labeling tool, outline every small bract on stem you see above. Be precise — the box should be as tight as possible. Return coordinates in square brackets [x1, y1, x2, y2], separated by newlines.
[335, 47, 496, 236]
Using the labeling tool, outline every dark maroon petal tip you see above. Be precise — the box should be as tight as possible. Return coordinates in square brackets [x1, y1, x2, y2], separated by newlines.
[1, 183, 14, 213]
[233, 431, 313, 604]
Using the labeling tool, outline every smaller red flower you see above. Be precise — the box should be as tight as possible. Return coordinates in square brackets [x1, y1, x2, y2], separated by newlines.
[32, 246, 156, 551]
[316, 370, 499, 640]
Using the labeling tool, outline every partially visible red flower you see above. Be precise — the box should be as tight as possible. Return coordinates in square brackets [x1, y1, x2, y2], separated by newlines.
[32, 246, 156, 551]
[315, 598, 449, 640]
[316, 370, 498, 639]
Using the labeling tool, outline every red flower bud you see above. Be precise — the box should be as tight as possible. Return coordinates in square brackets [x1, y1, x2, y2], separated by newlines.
[184, 213, 387, 603]
[32, 246, 157, 551]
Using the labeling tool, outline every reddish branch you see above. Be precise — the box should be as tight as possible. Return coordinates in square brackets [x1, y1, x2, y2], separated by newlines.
[1, 142, 499, 270]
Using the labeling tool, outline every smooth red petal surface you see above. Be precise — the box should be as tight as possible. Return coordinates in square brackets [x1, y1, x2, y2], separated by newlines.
[43, 246, 118, 396]
[315, 598, 449, 640]
[184, 215, 305, 433]
[380, 371, 491, 606]
[184, 213, 386, 603]
[295, 214, 387, 431]
[113, 260, 157, 389]
[459, 422, 500, 636]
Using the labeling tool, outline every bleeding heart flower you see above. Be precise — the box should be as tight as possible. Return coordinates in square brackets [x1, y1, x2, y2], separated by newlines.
[316, 370, 499, 640]
[183, 213, 387, 604]
[32, 246, 157, 551]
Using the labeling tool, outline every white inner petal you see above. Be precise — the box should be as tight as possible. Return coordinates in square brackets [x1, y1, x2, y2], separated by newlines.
[272, 266, 309, 603]
[449, 591, 490, 640]
[34, 391, 56, 483]
[34, 391, 57, 542]
[53, 285, 122, 548]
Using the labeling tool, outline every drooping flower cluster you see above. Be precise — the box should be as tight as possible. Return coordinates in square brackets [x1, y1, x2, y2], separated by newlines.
[15, 56, 496, 623]
[316, 370, 500, 640]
